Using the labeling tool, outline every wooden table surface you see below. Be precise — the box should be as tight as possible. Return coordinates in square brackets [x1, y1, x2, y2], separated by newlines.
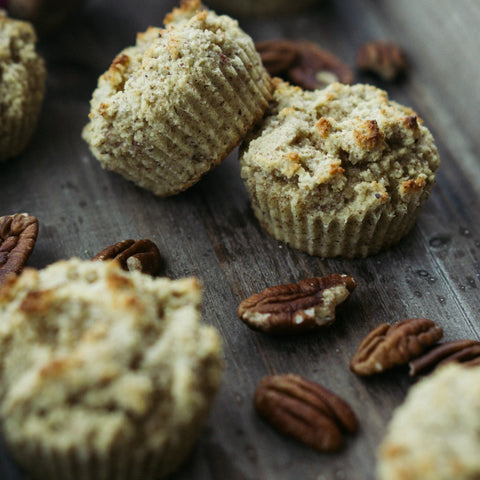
[1, 0, 480, 479]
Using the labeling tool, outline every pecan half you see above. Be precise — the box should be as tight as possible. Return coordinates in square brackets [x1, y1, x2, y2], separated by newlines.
[409, 339, 480, 377]
[350, 318, 443, 376]
[0, 213, 39, 287]
[288, 41, 354, 90]
[92, 239, 162, 275]
[255, 39, 298, 76]
[356, 40, 408, 81]
[254, 374, 358, 452]
[255, 39, 353, 90]
[237, 274, 356, 334]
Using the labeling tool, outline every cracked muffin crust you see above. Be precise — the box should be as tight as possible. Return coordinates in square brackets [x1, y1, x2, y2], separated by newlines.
[0, 258, 223, 480]
[82, 0, 272, 197]
[0, 11, 46, 161]
[377, 363, 480, 480]
[239, 78, 440, 257]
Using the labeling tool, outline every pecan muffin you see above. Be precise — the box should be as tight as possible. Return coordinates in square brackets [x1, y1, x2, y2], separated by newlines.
[239, 79, 440, 258]
[0, 258, 223, 480]
[0, 11, 46, 161]
[377, 363, 480, 480]
[82, 0, 272, 197]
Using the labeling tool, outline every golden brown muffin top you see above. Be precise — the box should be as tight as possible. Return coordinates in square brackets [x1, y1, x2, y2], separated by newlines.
[240, 79, 440, 222]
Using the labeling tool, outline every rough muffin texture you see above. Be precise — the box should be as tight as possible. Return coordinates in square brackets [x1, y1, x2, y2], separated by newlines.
[0, 259, 223, 480]
[82, 0, 272, 197]
[239, 79, 440, 257]
[377, 364, 480, 480]
[0, 11, 46, 161]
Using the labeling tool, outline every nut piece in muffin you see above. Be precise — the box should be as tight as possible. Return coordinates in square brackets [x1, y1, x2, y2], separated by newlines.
[239, 78, 440, 258]
[82, 0, 272, 197]
[0, 258, 223, 480]
[377, 363, 480, 480]
[0, 11, 46, 161]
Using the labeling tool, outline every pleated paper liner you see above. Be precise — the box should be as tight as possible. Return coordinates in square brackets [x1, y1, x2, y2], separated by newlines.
[0, 100, 43, 161]
[5, 420, 205, 480]
[248, 182, 434, 258]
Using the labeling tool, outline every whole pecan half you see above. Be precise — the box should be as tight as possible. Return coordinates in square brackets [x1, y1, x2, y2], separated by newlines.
[409, 339, 480, 377]
[92, 239, 162, 276]
[0, 213, 39, 287]
[350, 318, 443, 376]
[356, 40, 408, 81]
[237, 274, 356, 334]
[255, 39, 353, 90]
[254, 374, 358, 452]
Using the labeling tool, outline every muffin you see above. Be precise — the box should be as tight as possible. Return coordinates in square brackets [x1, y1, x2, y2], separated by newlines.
[377, 363, 480, 480]
[0, 11, 46, 161]
[82, 0, 272, 197]
[0, 258, 223, 480]
[203, 0, 321, 17]
[239, 79, 440, 258]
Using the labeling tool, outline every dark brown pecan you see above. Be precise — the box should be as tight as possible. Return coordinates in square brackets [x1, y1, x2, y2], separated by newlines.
[237, 274, 356, 334]
[92, 239, 161, 276]
[255, 39, 298, 76]
[350, 318, 443, 376]
[254, 374, 358, 452]
[255, 39, 353, 90]
[356, 40, 408, 81]
[287, 41, 354, 90]
[409, 339, 480, 377]
[0, 213, 39, 287]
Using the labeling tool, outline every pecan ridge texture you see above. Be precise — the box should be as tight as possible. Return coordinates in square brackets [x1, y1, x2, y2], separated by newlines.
[356, 40, 408, 81]
[409, 339, 480, 377]
[0, 213, 39, 287]
[92, 238, 162, 276]
[350, 318, 443, 376]
[237, 274, 356, 334]
[254, 374, 358, 452]
[255, 39, 354, 90]
[255, 39, 298, 76]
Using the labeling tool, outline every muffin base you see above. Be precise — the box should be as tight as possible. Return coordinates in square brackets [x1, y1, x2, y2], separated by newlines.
[248, 182, 434, 258]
